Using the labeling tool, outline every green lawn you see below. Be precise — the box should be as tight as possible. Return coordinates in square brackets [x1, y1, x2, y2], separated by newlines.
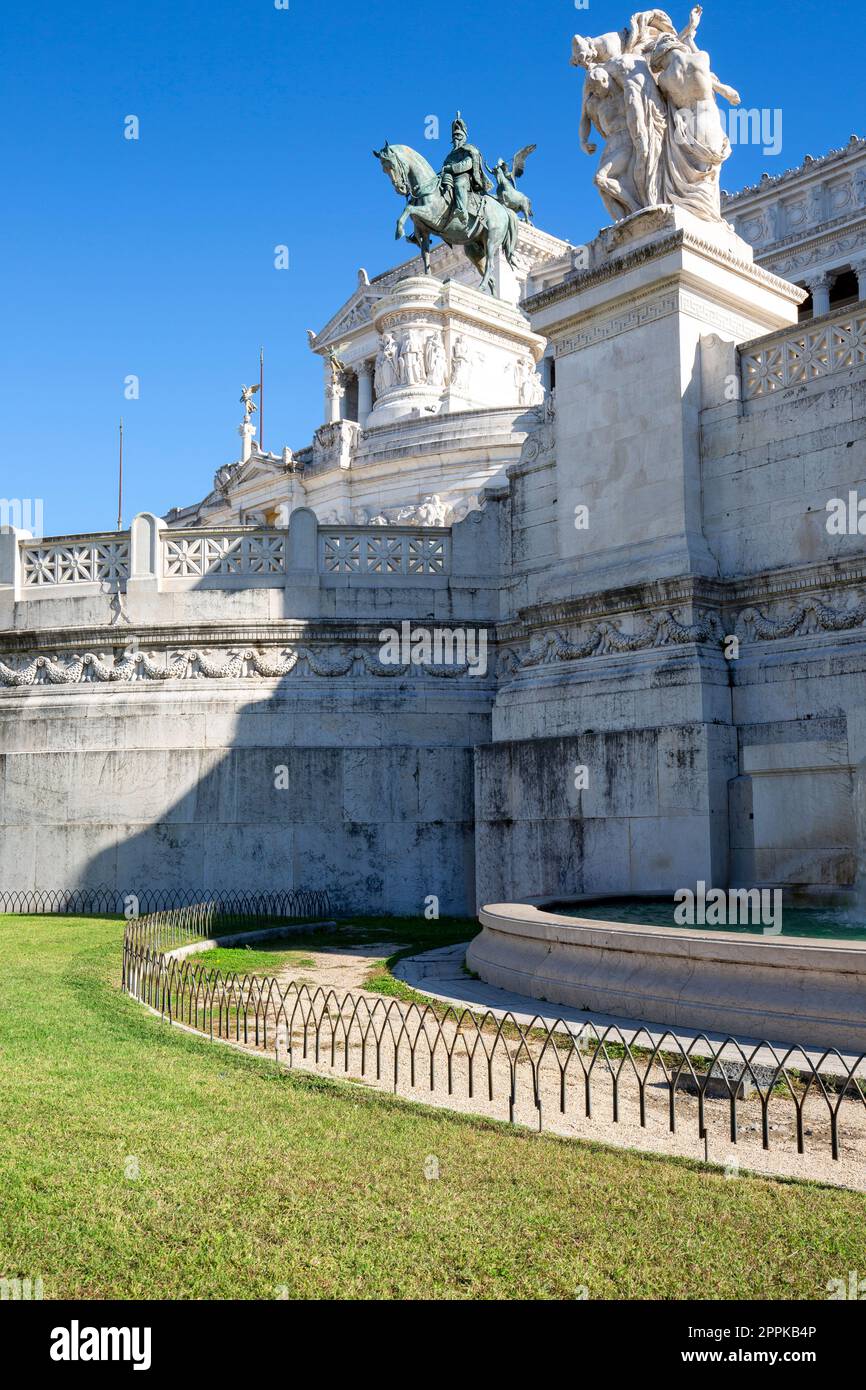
[1, 913, 864, 1300]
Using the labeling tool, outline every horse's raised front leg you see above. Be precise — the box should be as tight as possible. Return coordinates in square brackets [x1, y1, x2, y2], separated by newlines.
[396, 205, 412, 240]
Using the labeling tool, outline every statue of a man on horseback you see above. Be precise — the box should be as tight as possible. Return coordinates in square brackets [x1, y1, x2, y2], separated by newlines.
[372, 112, 531, 297]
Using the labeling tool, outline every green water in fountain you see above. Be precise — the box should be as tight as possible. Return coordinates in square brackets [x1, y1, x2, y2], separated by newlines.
[548, 899, 866, 942]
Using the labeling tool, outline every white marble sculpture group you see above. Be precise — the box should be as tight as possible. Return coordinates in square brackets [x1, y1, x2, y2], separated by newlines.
[571, 5, 740, 223]
[374, 329, 449, 395]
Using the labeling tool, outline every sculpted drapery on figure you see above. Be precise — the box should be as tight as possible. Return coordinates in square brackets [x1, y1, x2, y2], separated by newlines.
[571, 6, 740, 223]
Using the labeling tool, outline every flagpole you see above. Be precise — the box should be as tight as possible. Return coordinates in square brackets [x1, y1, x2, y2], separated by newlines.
[117, 417, 124, 531]
[259, 346, 264, 453]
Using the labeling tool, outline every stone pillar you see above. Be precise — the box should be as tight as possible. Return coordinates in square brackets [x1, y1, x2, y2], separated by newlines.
[0, 525, 27, 622]
[357, 363, 373, 425]
[323, 360, 346, 424]
[325, 363, 344, 424]
[285, 506, 320, 619]
[127, 512, 164, 597]
[808, 272, 834, 317]
[852, 258, 866, 302]
[238, 419, 256, 461]
[526, 206, 802, 599]
[700, 333, 739, 411]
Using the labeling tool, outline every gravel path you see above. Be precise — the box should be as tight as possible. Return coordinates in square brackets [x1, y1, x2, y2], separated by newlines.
[148, 940, 866, 1192]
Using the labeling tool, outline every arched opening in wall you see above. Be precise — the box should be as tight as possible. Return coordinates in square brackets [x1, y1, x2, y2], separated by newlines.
[830, 269, 858, 311]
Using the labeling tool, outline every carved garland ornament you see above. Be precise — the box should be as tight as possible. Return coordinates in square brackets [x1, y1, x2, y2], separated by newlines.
[0, 645, 479, 688]
[3, 590, 865, 691]
[497, 591, 866, 677]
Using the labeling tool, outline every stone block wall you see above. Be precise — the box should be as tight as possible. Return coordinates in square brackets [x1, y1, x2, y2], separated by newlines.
[0, 687, 484, 914]
[475, 723, 736, 906]
[701, 374, 866, 578]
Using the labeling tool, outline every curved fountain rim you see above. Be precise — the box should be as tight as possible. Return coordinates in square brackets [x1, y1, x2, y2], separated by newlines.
[479, 902, 866, 969]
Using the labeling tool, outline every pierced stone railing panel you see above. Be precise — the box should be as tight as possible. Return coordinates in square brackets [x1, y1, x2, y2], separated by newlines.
[740, 304, 866, 399]
[20, 536, 130, 588]
[13, 522, 454, 595]
[319, 528, 451, 577]
[162, 530, 288, 579]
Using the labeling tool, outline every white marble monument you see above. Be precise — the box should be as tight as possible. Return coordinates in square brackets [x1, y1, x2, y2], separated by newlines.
[0, 10, 865, 945]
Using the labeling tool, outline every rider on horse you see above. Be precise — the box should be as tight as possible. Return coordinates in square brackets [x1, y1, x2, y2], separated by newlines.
[438, 113, 492, 234]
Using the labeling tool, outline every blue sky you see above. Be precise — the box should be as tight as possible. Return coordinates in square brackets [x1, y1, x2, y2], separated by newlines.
[2, 0, 861, 536]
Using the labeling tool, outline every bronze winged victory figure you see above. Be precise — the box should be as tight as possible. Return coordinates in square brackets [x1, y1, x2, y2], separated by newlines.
[486, 144, 537, 222]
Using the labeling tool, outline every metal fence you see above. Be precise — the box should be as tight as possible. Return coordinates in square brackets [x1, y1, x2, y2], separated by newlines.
[0, 885, 331, 919]
[120, 904, 866, 1168]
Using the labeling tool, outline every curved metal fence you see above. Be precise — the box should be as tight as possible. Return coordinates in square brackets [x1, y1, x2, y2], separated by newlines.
[0, 886, 331, 920]
[120, 905, 866, 1171]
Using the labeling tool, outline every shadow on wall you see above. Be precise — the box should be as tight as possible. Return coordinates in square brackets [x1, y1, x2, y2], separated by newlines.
[72, 664, 480, 916]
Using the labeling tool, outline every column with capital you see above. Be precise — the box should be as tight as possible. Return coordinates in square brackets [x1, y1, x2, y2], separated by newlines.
[852, 258, 866, 303]
[238, 418, 256, 461]
[324, 359, 344, 424]
[807, 272, 834, 317]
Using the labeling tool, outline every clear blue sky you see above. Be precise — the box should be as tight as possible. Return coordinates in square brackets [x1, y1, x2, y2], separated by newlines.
[2, 0, 861, 537]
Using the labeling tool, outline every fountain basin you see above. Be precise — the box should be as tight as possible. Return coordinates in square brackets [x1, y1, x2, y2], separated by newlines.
[468, 902, 866, 1053]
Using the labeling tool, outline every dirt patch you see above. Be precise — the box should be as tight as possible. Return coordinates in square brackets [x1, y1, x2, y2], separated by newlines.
[273, 942, 401, 994]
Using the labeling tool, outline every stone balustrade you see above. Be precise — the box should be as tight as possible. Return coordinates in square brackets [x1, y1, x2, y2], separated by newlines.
[319, 527, 450, 577]
[2, 511, 454, 603]
[20, 535, 130, 588]
[739, 302, 866, 399]
[162, 529, 289, 579]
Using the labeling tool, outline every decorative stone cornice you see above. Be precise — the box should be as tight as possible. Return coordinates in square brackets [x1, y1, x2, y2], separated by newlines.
[549, 283, 768, 359]
[722, 136, 865, 203]
[497, 587, 866, 680]
[524, 228, 803, 319]
[767, 223, 866, 280]
[494, 561, 866, 679]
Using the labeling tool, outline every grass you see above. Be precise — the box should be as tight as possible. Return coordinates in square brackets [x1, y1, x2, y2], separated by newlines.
[181, 914, 479, 1005]
[1, 913, 865, 1300]
[197, 945, 318, 975]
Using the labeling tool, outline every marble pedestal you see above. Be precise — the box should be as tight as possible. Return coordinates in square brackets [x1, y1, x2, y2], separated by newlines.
[526, 206, 804, 600]
[368, 276, 546, 426]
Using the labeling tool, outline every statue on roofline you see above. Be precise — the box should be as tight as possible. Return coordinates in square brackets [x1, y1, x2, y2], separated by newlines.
[239, 383, 260, 420]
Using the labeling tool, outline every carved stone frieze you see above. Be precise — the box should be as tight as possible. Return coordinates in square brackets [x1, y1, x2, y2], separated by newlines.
[496, 582, 866, 681]
[0, 641, 487, 689]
